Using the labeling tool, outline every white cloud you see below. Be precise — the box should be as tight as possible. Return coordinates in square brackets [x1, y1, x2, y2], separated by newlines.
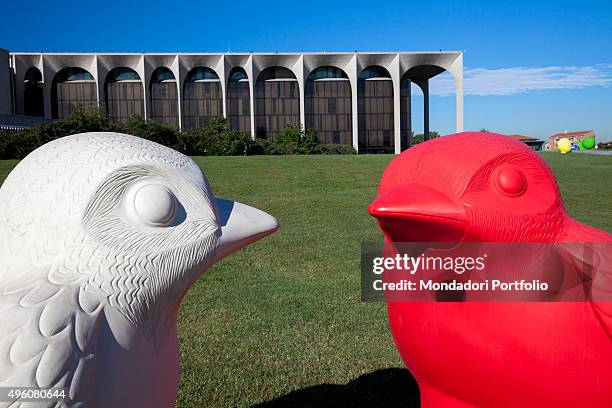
[424, 64, 612, 96]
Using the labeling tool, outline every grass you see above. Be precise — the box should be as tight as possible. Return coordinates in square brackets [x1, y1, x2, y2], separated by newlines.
[0, 152, 610, 407]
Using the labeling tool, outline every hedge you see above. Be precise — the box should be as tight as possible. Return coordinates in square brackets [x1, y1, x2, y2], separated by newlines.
[0, 109, 356, 159]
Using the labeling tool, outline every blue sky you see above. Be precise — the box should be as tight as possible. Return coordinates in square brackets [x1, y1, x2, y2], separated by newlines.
[3, 0, 611, 140]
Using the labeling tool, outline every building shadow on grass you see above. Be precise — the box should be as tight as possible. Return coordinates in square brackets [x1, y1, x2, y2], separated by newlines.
[252, 368, 420, 408]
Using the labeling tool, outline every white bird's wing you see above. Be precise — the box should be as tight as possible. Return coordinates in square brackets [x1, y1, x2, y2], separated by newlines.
[0, 223, 103, 407]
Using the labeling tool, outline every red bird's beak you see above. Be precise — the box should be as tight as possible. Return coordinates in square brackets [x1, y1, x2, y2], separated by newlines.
[368, 183, 467, 242]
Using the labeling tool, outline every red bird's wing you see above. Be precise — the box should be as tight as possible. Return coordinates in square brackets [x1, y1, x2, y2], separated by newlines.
[558, 220, 612, 337]
[586, 244, 612, 338]
[557, 240, 612, 338]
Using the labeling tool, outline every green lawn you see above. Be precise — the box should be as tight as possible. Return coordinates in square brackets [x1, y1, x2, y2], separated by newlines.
[0, 152, 610, 407]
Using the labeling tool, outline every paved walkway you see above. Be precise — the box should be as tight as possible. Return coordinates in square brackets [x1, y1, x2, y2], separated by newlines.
[574, 150, 612, 155]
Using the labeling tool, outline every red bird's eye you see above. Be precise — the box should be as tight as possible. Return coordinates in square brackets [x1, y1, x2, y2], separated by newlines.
[495, 165, 527, 196]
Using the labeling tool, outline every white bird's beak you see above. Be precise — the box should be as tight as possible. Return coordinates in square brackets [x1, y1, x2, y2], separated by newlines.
[212, 198, 278, 264]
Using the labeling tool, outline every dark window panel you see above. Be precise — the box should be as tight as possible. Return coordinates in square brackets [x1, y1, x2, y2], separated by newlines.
[357, 67, 394, 153]
[104, 73, 144, 123]
[255, 67, 300, 140]
[150, 79, 179, 128]
[183, 79, 223, 129]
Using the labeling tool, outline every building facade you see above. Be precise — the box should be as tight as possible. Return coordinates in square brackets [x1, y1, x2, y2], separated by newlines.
[544, 130, 596, 151]
[507, 135, 545, 151]
[0, 49, 464, 154]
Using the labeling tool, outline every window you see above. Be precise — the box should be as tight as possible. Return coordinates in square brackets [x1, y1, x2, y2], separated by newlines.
[328, 97, 337, 114]
[254, 67, 300, 139]
[24, 67, 44, 117]
[305, 66, 352, 145]
[183, 67, 223, 129]
[104, 67, 144, 123]
[52, 67, 97, 119]
[150, 67, 178, 128]
[227, 67, 251, 133]
[358, 66, 394, 153]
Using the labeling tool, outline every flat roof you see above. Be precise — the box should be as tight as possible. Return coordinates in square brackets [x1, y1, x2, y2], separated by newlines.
[9, 51, 463, 56]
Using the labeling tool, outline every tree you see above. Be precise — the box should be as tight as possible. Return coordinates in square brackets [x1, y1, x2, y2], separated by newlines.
[412, 131, 440, 144]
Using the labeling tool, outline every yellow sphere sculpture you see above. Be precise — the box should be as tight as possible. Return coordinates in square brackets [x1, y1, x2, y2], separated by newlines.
[557, 138, 572, 154]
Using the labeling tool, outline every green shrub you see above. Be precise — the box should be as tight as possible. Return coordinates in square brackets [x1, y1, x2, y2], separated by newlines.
[0, 108, 116, 159]
[55, 108, 114, 134]
[249, 137, 270, 155]
[115, 115, 185, 153]
[313, 143, 356, 155]
[0, 130, 42, 159]
[265, 125, 318, 154]
[0, 109, 358, 159]
[182, 117, 254, 156]
[0, 130, 8, 159]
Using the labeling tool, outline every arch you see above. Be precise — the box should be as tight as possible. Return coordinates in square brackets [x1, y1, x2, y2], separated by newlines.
[226, 67, 251, 133]
[254, 66, 300, 139]
[23, 67, 44, 117]
[357, 65, 394, 153]
[305, 66, 352, 145]
[104, 67, 144, 123]
[51, 67, 97, 119]
[401, 64, 448, 148]
[149, 67, 178, 128]
[183, 67, 223, 129]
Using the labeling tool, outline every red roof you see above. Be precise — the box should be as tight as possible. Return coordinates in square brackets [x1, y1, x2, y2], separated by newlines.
[507, 134, 540, 141]
[551, 130, 595, 138]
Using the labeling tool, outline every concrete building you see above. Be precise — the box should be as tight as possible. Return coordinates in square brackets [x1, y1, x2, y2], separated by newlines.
[0, 49, 464, 154]
[545, 130, 596, 151]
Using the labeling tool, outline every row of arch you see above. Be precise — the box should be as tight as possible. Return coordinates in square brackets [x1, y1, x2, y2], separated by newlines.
[23, 64, 429, 153]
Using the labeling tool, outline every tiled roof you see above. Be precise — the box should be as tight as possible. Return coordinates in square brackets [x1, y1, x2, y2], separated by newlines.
[550, 130, 595, 138]
[507, 134, 540, 141]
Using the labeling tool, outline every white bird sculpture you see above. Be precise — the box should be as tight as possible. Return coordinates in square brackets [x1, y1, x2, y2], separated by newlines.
[0, 132, 278, 407]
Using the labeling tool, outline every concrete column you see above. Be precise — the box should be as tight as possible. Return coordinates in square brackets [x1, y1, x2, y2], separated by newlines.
[454, 73, 464, 132]
[445, 53, 464, 132]
[296, 54, 305, 130]
[405, 79, 412, 150]
[136, 55, 147, 120]
[96, 57, 107, 116]
[12, 55, 22, 116]
[422, 79, 429, 140]
[41, 56, 52, 119]
[0, 49, 13, 115]
[143, 56, 152, 122]
[92, 55, 101, 109]
[10, 55, 16, 115]
[177, 56, 187, 131]
[245, 55, 255, 140]
[218, 57, 227, 119]
[390, 54, 401, 154]
[348, 54, 359, 152]
[170, 55, 182, 129]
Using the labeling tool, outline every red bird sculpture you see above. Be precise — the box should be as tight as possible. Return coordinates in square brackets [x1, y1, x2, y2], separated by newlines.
[368, 132, 612, 407]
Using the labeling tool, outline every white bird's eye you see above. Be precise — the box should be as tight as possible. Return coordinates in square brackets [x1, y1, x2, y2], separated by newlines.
[124, 182, 178, 227]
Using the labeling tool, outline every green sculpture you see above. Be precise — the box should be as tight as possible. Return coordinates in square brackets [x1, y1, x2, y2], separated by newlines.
[578, 137, 596, 150]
